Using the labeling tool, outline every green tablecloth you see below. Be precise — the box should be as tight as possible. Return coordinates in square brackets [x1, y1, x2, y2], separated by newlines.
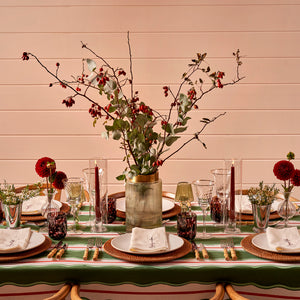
[1, 202, 300, 294]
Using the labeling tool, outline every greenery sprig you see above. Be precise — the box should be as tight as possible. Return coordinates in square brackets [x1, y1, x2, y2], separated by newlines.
[248, 181, 279, 206]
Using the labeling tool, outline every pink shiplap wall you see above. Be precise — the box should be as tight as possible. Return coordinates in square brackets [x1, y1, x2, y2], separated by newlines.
[0, 0, 300, 197]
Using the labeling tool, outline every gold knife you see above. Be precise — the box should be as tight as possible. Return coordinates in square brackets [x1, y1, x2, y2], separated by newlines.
[56, 243, 68, 259]
[47, 240, 63, 258]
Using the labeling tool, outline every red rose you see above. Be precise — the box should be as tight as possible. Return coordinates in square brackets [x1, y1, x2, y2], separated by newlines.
[35, 157, 56, 178]
[291, 169, 300, 186]
[273, 160, 295, 181]
[52, 171, 67, 189]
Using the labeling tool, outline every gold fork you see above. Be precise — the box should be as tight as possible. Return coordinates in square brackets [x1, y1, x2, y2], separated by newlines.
[83, 239, 94, 260]
[227, 238, 238, 261]
[93, 238, 103, 261]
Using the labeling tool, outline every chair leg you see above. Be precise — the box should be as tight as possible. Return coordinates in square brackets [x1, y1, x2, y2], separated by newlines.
[43, 283, 71, 300]
[210, 283, 225, 300]
[71, 284, 82, 300]
[225, 284, 250, 300]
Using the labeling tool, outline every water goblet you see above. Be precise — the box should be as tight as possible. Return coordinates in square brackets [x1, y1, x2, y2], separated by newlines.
[63, 177, 84, 233]
[192, 179, 214, 239]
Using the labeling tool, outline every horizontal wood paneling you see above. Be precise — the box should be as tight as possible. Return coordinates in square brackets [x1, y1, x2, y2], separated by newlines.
[2, 32, 300, 59]
[1, 110, 300, 135]
[0, 0, 300, 199]
[0, 5, 300, 32]
[0, 135, 298, 160]
[1, 84, 300, 110]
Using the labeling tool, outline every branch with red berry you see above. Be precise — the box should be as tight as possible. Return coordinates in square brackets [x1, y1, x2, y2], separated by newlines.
[23, 33, 244, 180]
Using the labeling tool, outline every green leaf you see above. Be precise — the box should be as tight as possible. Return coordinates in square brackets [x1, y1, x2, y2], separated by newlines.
[165, 136, 180, 147]
[112, 130, 121, 140]
[86, 59, 97, 72]
[174, 126, 187, 134]
[181, 117, 191, 126]
[116, 174, 126, 181]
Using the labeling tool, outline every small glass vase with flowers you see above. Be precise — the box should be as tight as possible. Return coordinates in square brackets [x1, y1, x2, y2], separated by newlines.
[273, 152, 300, 228]
[35, 157, 67, 236]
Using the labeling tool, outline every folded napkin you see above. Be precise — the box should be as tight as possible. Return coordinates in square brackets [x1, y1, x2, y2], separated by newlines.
[22, 196, 48, 214]
[22, 196, 61, 215]
[129, 227, 169, 253]
[266, 227, 300, 252]
[0, 228, 32, 253]
[235, 195, 280, 214]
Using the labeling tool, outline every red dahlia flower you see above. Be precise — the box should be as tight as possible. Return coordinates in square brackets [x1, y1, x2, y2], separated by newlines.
[273, 160, 295, 181]
[35, 157, 56, 178]
[52, 171, 67, 190]
[291, 169, 300, 187]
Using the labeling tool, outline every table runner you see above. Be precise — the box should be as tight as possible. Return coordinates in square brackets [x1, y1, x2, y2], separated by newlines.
[1, 202, 300, 299]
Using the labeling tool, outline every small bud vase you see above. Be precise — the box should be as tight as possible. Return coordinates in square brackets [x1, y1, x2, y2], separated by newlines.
[125, 172, 162, 232]
[277, 191, 297, 228]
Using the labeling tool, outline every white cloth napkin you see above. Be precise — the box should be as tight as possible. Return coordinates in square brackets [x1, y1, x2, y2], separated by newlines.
[22, 196, 48, 214]
[0, 228, 32, 253]
[266, 227, 300, 252]
[22, 196, 61, 215]
[129, 227, 169, 253]
[235, 195, 280, 214]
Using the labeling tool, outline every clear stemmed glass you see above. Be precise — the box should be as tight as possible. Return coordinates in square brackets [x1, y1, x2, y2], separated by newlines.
[63, 177, 84, 233]
[192, 179, 214, 239]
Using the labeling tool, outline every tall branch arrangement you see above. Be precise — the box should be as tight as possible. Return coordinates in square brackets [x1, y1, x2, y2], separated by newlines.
[22, 33, 244, 180]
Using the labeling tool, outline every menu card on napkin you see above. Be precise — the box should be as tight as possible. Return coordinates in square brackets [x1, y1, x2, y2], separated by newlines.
[0, 228, 32, 253]
[129, 227, 169, 253]
[266, 227, 300, 252]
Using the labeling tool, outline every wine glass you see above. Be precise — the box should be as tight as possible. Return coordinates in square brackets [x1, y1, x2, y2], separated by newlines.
[192, 179, 214, 239]
[63, 177, 84, 232]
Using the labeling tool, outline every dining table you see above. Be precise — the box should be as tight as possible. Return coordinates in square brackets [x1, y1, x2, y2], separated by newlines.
[0, 195, 300, 300]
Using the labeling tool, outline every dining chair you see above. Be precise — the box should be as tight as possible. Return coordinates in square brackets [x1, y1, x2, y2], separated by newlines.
[225, 284, 250, 300]
[71, 284, 82, 300]
[43, 283, 71, 300]
[15, 183, 62, 201]
[209, 283, 225, 300]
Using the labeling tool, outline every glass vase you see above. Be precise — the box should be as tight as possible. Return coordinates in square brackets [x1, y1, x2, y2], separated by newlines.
[125, 172, 162, 232]
[252, 203, 272, 233]
[3, 203, 22, 229]
[277, 191, 297, 228]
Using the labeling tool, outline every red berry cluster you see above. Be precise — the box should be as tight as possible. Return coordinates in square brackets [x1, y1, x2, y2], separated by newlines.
[217, 79, 223, 88]
[118, 69, 126, 76]
[89, 104, 102, 118]
[187, 88, 196, 100]
[22, 52, 29, 60]
[217, 71, 225, 79]
[62, 97, 75, 107]
[161, 120, 168, 126]
[76, 87, 81, 92]
[139, 104, 153, 116]
[163, 86, 169, 97]
[77, 73, 89, 84]
[60, 82, 67, 89]
[152, 160, 163, 167]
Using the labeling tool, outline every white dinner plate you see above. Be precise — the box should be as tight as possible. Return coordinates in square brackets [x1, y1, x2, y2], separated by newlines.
[111, 233, 184, 255]
[116, 197, 175, 213]
[0, 231, 45, 254]
[252, 231, 300, 254]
